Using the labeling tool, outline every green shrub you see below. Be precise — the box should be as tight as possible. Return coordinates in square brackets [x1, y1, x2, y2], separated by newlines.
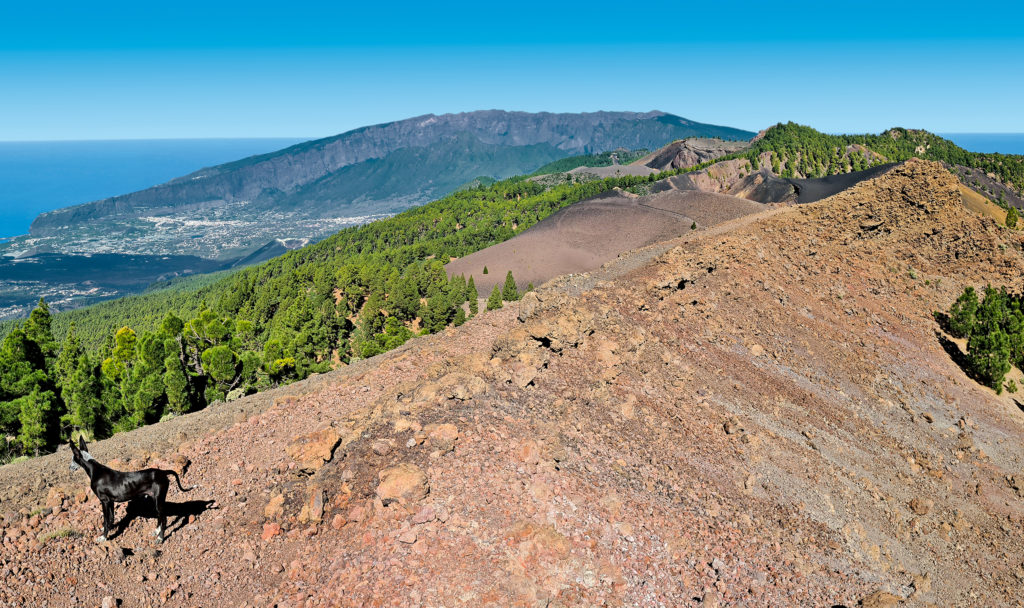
[38, 528, 81, 545]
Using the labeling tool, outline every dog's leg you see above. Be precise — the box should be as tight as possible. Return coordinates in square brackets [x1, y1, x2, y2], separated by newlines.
[96, 498, 113, 542]
[153, 481, 169, 543]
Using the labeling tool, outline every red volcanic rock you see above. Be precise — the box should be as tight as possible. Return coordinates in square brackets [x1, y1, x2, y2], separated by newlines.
[376, 464, 429, 506]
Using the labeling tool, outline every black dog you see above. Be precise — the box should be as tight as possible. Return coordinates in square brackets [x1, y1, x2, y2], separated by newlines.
[69, 437, 193, 543]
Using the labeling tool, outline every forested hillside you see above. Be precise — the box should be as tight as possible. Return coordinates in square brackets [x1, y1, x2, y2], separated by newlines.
[0, 168, 680, 460]
[730, 122, 1024, 195]
[528, 149, 649, 175]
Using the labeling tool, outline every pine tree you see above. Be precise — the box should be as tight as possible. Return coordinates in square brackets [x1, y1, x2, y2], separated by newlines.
[453, 307, 467, 327]
[422, 291, 453, 333]
[132, 373, 166, 426]
[379, 316, 413, 350]
[467, 276, 479, 316]
[948, 286, 979, 338]
[61, 346, 104, 438]
[0, 329, 36, 435]
[502, 271, 520, 302]
[24, 298, 57, 364]
[449, 274, 468, 304]
[263, 340, 297, 386]
[161, 311, 185, 337]
[388, 275, 420, 321]
[0, 329, 45, 403]
[17, 387, 55, 455]
[102, 327, 137, 383]
[56, 324, 83, 389]
[482, 266, 489, 275]
[968, 328, 1012, 392]
[127, 332, 168, 425]
[201, 345, 238, 403]
[354, 292, 387, 352]
[486, 285, 503, 311]
[961, 285, 1017, 392]
[1007, 206, 1019, 229]
[0, 323, 58, 450]
[100, 326, 140, 429]
[163, 355, 191, 415]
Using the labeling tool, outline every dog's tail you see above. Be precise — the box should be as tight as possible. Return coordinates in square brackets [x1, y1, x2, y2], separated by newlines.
[166, 470, 195, 492]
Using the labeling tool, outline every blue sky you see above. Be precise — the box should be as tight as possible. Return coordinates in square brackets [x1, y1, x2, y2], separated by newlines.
[2, 1, 1022, 140]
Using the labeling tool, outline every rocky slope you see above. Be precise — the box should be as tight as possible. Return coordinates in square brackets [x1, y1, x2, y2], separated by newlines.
[634, 138, 750, 172]
[2, 160, 1024, 607]
[724, 163, 898, 205]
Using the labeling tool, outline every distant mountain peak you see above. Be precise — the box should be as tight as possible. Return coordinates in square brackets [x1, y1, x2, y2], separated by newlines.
[29, 110, 755, 260]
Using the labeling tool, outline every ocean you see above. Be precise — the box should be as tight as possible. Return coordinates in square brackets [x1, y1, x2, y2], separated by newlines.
[0, 138, 305, 238]
[939, 133, 1024, 155]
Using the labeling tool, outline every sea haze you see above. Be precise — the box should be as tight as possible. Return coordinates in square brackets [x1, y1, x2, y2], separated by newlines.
[0, 138, 305, 238]
[940, 133, 1024, 155]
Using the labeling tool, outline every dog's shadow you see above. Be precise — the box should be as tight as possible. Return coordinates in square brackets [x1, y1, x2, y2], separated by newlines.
[114, 498, 217, 541]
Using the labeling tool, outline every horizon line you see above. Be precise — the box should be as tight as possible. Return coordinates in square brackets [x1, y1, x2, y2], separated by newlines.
[5, 131, 1024, 145]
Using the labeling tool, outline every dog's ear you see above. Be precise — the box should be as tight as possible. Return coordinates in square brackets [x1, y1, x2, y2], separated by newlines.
[69, 438, 78, 451]
[78, 436, 87, 450]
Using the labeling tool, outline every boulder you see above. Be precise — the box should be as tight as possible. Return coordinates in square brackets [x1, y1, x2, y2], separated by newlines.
[859, 590, 901, 608]
[377, 463, 429, 505]
[909, 497, 933, 516]
[438, 373, 488, 401]
[517, 291, 541, 322]
[298, 485, 325, 524]
[424, 423, 459, 454]
[263, 495, 285, 520]
[286, 427, 341, 472]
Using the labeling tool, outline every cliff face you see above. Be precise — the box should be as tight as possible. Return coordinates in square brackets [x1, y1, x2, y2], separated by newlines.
[29, 111, 754, 235]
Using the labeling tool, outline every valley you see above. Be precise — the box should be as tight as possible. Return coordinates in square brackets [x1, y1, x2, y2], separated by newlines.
[0, 207, 390, 319]
[0, 252, 225, 319]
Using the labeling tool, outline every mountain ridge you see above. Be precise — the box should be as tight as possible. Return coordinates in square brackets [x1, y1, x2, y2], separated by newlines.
[28, 110, 753, 238]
